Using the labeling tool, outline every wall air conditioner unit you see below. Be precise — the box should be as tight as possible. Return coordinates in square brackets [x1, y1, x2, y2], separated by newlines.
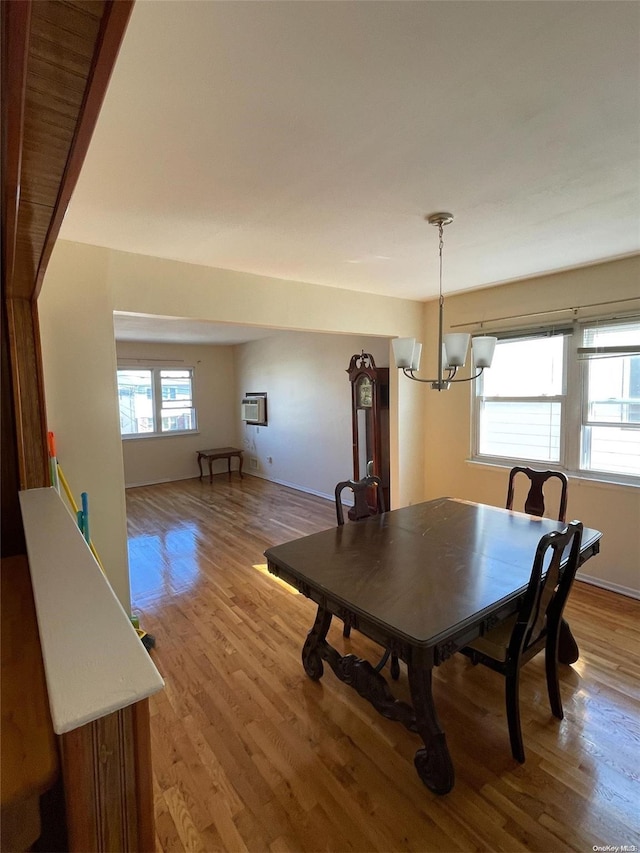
[241, 395, 267, 425]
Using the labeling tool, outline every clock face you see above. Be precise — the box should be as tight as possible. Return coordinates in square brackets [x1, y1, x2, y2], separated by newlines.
[358, 376, 373, 408]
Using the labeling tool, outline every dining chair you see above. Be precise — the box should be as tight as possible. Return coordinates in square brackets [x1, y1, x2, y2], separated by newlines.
[334, 476, 399, 680]
[506, 466, 569, 522]
[334, 475, 385, 526]
[460, 519, 584, 763]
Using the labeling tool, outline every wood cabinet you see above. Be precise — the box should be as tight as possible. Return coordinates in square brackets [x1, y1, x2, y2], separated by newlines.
[346, 352, 390, 509]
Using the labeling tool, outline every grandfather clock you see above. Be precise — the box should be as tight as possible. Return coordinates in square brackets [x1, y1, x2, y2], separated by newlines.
[346, 352, 390, 509]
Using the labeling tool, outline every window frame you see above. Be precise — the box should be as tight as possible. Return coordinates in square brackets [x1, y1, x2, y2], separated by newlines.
[117, 364, 198, 439]
[577, 321, 640, 479]
[471, 320, 640, 487]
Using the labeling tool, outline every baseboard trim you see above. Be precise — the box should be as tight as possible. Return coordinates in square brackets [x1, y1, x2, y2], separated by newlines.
[248, 472, 335, 503]
[576, 572, 639, 600]
[125, 476, 195, 489]
[124, 472, 337, 504]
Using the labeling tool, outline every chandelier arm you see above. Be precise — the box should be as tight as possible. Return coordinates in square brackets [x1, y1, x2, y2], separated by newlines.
[402, 366, 484, 384]
[402, 366, 463, 384]
[402, 368, 439, 384]
[447, 367, 486, 384]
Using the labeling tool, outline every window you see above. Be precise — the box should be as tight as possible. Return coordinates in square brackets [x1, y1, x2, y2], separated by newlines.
[477, 334, 566, 464]
[580, 321, 640, 477]
[117, 367, 197, 437]
[474, 319, 640, 483]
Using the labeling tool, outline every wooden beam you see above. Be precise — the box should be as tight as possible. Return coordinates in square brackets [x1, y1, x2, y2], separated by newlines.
[35, 0, 134, 299]
[1, 0, 31, 293]
[5, 298, 49, 489]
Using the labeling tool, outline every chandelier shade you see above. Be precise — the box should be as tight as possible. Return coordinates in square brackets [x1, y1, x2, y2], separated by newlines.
[472, 336, 497, 368]
[443, 333, 470, 367]
[391, 337, 417, 369]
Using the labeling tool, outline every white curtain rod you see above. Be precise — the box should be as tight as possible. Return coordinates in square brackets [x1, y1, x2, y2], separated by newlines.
[116, 358, 185, 364]
[451, 297, 640, 331]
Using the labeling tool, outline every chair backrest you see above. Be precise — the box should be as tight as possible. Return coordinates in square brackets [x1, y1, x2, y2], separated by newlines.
[508, 520, 583, 659]
[334, 476, 385, 526]
[506, 466, 568, 522]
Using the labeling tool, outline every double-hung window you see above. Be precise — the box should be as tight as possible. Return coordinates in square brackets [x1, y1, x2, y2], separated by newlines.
[117, 367, 197, 438]
[475, 332, 567, 464]
[579, 321, 640, 477]
[473, 318, 640, 483]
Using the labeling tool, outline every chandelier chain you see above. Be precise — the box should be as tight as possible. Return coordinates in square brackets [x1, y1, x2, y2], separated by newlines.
[438, 221, 444, 303]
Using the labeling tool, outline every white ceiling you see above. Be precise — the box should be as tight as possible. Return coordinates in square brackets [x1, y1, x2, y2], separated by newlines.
[61, 1, 640, 343]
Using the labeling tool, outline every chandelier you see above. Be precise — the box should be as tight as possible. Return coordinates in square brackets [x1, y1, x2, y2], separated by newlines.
[392, 213, 497, 391]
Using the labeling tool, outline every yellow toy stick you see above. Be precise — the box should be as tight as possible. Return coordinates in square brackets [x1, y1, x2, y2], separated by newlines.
[56, 463, 106, 575]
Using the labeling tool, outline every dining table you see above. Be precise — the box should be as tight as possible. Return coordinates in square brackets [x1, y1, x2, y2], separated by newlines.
[264, 497, 602, 795]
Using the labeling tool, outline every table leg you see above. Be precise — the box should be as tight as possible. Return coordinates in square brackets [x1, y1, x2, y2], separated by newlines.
[558, 618, 579, 664]
[227, 457, 232, 479]
[238, 453, 243, 479]
[302, 607, 417, 727]
[407, 662, 455, 795]
[197, 454, 204, 480]
[208, 460, 213, 484]
[302, 606, 332, 680]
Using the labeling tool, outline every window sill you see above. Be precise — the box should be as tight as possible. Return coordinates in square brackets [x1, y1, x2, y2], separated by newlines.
[122, 430, 200, 441]
[466, 458, 639, 491]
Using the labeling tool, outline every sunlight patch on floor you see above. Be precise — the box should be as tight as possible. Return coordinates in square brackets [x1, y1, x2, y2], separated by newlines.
[252, 563, 299, 594]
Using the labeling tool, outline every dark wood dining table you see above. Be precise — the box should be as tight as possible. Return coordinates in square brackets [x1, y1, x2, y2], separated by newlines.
[264, 497, 602, 795]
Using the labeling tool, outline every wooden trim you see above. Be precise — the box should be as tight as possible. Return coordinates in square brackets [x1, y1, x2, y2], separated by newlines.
[61, 721, 100, 852]
[34, 0, 135, 299]
[1, 0, 31, 294]
[5, 297, 49, 489]
[61, 702, 151, 852]
[132, 699, 155, 853]
[1, 299, 26, 555]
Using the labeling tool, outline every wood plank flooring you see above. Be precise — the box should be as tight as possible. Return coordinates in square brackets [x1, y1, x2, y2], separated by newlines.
[126, 475, 640, 852]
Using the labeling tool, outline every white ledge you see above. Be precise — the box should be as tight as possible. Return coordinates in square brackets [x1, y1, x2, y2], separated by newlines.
[19, 488, 164, 734]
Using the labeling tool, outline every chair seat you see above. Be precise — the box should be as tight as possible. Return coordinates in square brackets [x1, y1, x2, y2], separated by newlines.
[466, 615, 517, 663]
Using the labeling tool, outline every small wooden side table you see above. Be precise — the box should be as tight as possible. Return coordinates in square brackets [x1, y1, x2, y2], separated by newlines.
[197, 447, 244, 483]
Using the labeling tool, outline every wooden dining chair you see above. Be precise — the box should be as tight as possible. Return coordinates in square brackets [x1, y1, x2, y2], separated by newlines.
[460, 520, 584, 763]
[334, 475, 385, 526]
[506, 466, 569, 522]
[334, 477, 399, 679]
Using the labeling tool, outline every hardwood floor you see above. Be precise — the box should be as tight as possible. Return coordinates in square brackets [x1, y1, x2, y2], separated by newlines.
[126, 476, 640, 853]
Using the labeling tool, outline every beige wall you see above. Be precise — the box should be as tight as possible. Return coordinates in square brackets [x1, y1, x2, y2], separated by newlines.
[420, 256, 640, 596]
[106, 248, 421, 339]
[39, 241, 425, 609]
[117, 333, 391, 497]
[235, 332, 390, 500]
[105, 244, 426, 506]
[116, 341, 237, 486]
[38, 244, 132, 610]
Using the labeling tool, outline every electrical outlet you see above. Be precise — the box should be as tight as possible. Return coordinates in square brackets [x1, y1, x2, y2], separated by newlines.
[267, 456, 273, 464]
